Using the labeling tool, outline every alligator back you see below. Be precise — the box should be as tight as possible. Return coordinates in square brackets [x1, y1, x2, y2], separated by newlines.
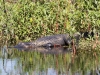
[33, 34, 71, 47]
[14, 33, 72, 48]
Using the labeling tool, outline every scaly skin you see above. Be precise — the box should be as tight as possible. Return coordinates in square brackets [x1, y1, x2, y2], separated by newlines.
[14, 33, 80, 49]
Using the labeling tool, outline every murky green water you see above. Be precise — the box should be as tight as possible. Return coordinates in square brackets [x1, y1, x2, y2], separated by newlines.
[0, 46, 100, 75]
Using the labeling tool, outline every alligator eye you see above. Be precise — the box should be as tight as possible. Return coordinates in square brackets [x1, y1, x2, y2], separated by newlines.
[47, 43, 53, 47]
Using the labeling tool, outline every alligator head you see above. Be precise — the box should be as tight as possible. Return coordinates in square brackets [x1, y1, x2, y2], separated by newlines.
[14, 42, 35, 48]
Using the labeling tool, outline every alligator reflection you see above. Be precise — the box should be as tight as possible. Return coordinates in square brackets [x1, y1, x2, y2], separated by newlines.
[1, 46, 100, 75]
[14, 46, 72, 54]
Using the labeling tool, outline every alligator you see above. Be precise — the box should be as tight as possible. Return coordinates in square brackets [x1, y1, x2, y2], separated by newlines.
[14, 32, 81, 49]
[16, 46, 72, 54]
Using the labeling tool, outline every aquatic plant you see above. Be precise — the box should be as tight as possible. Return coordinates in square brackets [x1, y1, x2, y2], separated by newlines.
[0, 0, 100, 44]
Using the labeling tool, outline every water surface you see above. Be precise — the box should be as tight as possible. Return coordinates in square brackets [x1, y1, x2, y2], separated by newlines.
[0, 46, 100, 75]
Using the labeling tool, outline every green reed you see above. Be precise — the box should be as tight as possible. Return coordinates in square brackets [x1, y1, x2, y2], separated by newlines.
[0, 0, 100, 44]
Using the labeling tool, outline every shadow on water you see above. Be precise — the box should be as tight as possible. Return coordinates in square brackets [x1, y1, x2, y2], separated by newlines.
[0, 45, 100, 75]
[14, 46, 72, 54]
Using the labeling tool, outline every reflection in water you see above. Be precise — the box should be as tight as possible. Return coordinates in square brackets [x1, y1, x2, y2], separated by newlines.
[0, 58, 21, 75]
[14, 46, 72, 54]
[0, 46, 100, 75]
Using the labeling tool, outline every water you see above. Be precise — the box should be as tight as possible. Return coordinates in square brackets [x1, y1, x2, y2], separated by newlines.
[0, 46, 100, 75]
